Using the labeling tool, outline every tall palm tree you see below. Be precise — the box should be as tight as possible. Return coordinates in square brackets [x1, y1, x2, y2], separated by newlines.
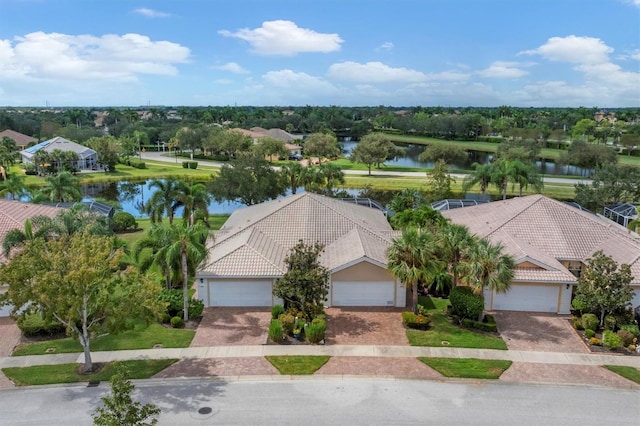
[627, 206, 640, 234]
[461, 238, 514, 297]
[0, 173, 28, 200]
[490, 159, 513, 200]
[318, 162, 345, 196]
[436, 223, 476, 288]
[39, 171, 82, 202]
[133, 228, 176, 290]
[178, 182, 211, 226]
[462, 162, 493, 195]
[509, 160, 543, 197]
[388, 228, 441, 313]
[152, 222, 211, 321]
[143, 177, 187, 224]
[280, 162, 304, 195]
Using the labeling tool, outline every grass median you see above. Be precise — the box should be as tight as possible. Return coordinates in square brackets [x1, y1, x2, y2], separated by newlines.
[265, 356, 330, 375]
[419, 357, 512, 379]
[604, 365, 640, 385]
[2, 359, 177, 386]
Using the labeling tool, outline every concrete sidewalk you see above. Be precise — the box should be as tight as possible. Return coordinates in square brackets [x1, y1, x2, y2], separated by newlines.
[1, 345, 639, 369]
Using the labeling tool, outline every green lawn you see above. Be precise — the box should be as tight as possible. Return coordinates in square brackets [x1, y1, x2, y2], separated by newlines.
[2, 359, 177, 386]
[265, 355, 330, 375]
[406, 297, 508, 350]
[419, 357, 512, 379]
[604, 365, 640, 385]
[116, 215, 228, 247]
[12, 322, 195, 356]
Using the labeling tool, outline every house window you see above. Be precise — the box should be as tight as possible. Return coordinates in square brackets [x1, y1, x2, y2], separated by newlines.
[566, 261, 583, 278]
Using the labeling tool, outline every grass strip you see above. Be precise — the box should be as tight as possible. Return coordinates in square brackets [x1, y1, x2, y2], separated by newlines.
[604, 365, 640, 385]
[12, 322, 195, 356]
[265, 355, 330, 375]
[419, 357, 512, 379]
[406, 297, 507, 350]
[2, 359, 177, 386]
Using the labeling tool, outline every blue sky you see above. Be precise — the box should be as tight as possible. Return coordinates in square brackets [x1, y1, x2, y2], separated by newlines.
[1, 0, 639, 107]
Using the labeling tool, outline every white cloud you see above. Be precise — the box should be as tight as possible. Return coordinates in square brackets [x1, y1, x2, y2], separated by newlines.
[132, 8, 170, 18]
[327, 61, 426, 83]
[520, 35, 613, 64]
[212, 62, 249, 74]
[376, 42, 394, 52]
[476, 61, 529, 78]
[218, 20, 343, 56]
[423, 71, 470, 82]
[630, 49, 640, 61]
[0, 32, 190, 81]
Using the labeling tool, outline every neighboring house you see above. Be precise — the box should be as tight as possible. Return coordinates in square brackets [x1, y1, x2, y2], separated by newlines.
[20, 136, 98, 171]
[0, 200, 65, 316]
[0, 129, 38, 151]
[442, 195, 640, 314]
[196, 192, 406, 308]
[231, 127, 303, 158]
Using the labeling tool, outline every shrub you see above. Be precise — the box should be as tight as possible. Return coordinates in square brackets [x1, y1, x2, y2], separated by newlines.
[279, 313, 295, 335]
[170, 316, 184, 329]
[461, 318, 498, 333]
[584, 329, 596, 339]
[182, 161, 189, 169]
[571, 298, 586, 315]
[111, 212, 137, 232]
[619, 324, 640, 337]
[17, 313, 65, 337]
[572, 317, 583, 330]
[617, 329, 635, 347]
[449, 286, 484, 321]
[189, 299, 204, 319]
[268, 319, 284, 343]
[589, 337, 602, 346]
[128, 159, 146, 169]
[402, 312, 431, 330]
[604, 315, 617, 331]
[305, 321, 326, 344]
[158, 288, 203, 319]
[271, 304, 285, 320]
[189, 161, 198, 169]
[602, 330, 622, 349]
[581, 313, 599, 332]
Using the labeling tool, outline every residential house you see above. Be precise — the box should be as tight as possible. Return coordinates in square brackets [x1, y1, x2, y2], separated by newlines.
[0, 129, 38, 151]
[196, 192, 406, 308]
[231, 127, 303, 158]
[0, 200, 65, 316]
[20, 137, 98, 171]
[442, 195, 640, 314]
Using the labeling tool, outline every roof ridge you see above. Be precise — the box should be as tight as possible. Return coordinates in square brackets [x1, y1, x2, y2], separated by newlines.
[308, 193, 382, 234]
[485, 196, 542, 237]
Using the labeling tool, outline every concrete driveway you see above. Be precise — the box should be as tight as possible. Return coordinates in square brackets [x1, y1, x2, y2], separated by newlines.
[325, 307, 408, 345]
[492, 311, 587, 353]
[190, 308, 271, 346]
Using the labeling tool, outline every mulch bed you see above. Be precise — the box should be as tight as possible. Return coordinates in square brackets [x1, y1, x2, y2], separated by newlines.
[571, 322, 640, 356]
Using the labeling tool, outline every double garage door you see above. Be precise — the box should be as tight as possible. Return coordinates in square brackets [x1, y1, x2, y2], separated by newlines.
[208, 280, 273, 307]
[490, 285, 560, 313]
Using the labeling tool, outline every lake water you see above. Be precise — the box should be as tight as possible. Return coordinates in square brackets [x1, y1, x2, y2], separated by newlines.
[341, 141, 586, 176]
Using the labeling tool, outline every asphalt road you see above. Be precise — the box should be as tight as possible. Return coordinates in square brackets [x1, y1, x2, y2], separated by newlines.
[1, 378, 637, 425]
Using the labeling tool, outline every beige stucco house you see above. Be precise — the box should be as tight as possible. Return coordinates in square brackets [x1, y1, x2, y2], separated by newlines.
[442, 195, 640, 314]
[196, 192, 405, 308]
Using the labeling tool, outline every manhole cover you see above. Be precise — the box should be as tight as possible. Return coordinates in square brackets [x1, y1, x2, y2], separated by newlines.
[198, 407, 213, 415]
[441, 340, 450, 345]
[87, 381, 100, 387]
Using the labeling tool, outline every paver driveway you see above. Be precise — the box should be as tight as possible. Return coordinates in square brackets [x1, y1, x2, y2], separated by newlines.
[492, 311, 587, 353]
[0, 318, 21, 389]
[190, 308, 271, 346]
[324, 307, 407, 345]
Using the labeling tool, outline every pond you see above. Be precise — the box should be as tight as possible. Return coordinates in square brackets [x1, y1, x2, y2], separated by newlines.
[341, 140, 587, 176]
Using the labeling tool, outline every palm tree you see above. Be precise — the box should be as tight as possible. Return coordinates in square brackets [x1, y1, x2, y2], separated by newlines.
[178, 182, 211, 226]
[462, 162, 493, 195]
[461, 238, 514, 297]
[627, 206, 640, 234]
[143, 177, 187, 224]
[490, 159, 513, 200]
[2, 216, 56, 257]
[152, 222, 211, 321]
[0, 173, 28, 200]
[509, 160, 543, 197]
[436, 223, 475, 288]
[388, 228, 442, 313]
[39, 171, 82, 202]
[280, 162, 304, 195]
[133, 229, 176, 290]
[317, 162, 345, 196]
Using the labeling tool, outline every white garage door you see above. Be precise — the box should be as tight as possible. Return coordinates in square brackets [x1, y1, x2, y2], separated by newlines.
[332, 281, 395, 307]
[491, 285, 559, 313]
[209, 280, 273, 307]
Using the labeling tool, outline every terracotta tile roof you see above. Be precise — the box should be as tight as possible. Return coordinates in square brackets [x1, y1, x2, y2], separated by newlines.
[0, 129, 38, 147]
[200, 193, 394, 277]
[0, 200, 64, 263]
[443, 195, 640, 284]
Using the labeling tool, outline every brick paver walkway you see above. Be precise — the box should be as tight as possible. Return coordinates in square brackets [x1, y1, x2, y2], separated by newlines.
[153, 358, 278, 379]
[500, 363, 639, 388]
[0, 318, 21, 389]
[315, 356, 442, 380]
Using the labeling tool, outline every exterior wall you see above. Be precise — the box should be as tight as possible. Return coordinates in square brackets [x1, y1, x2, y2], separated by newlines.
[631, 285, 640, 309]
[517, 261, 543, 269]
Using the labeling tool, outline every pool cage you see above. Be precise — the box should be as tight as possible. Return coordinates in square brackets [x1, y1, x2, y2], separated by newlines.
[603, 202, 639, 228]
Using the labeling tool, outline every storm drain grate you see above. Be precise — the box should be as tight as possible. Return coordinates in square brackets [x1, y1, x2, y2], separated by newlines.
[87, 381, 100, 387]
[198, 407, 213, 415]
